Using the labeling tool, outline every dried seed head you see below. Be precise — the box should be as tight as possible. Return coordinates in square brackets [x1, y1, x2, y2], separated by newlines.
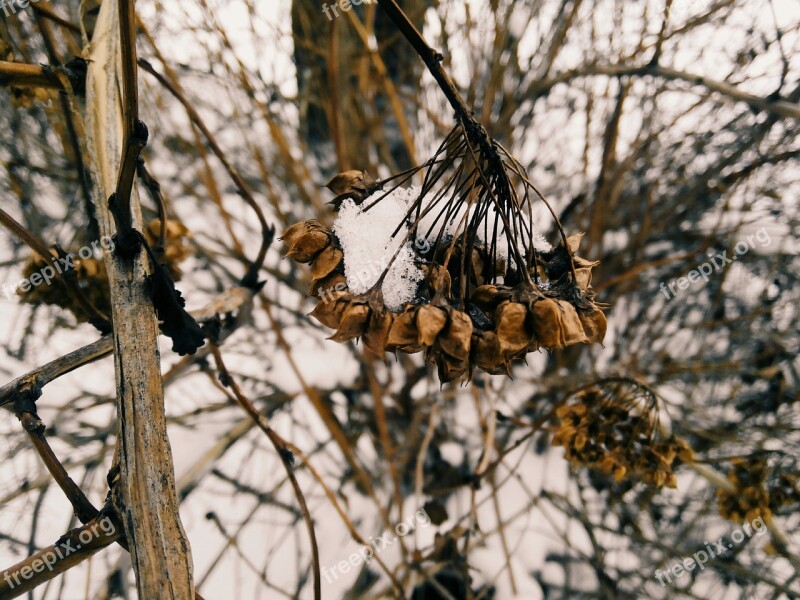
[426, 263, 452, 300]
[325, 170, 380, 208]
[308, 272, 347, 298]
[471, 330, 508, 375]
[325, 170, 374, 195]
[471, 285, 509, 313]
[552, 379, 690, 489]
[363, 308, 394, 356]
[436, 353, 468, 384]
[281, 220, 324, 248]
[578, 306, 607, 345]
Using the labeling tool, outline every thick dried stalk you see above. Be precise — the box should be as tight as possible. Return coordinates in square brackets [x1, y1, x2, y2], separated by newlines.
[83, 0, 195, 597]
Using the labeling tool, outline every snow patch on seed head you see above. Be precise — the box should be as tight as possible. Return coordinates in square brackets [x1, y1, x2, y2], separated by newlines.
[333, 187, 424, 311]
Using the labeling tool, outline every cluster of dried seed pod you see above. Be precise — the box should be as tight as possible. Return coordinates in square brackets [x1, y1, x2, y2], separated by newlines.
[17, 218, 191, 323]
[282, 219, 608, 382]
[17, 251, 111, 322]
[714, 457, 799, 524]
[145, 218, 192, 281]
[551, 382, 693, 488]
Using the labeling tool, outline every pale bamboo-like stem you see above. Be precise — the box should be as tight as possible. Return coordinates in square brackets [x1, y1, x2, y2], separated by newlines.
[83, 1, 195, 597]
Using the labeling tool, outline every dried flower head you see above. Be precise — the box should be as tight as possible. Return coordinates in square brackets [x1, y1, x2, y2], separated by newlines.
[552, 378, 693, 488]
[716, 454, 799, 524]
[283, 120, 609, 382]
[17, 250, 111, 322]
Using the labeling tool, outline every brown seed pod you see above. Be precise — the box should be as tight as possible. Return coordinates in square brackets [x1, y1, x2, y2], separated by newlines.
[329, 302, 370, 343]
[573, 267, 593, 291]
[494, 301, 531, 356]
[436, 353, 468, 384]
[363, 308, 394, 356]
[386, 305, 421, 352]
[310, 246, 343, 280]
[416, 305, 448, 347]
[308, 272, 347, 299]
[285, 228, 331, 263]
[564, 232, 585, 254]
[471, 284, 510, 313]
[578, 306, 607, 344]
[471, 330, 508, 375]
[438, 309, 473, 361]
[530, 298, 588, 349]
[309, 290, 351, 329]
[281, 220, 324, 248]
[145, 218, 192, 280]
[426, 263, 452, 300]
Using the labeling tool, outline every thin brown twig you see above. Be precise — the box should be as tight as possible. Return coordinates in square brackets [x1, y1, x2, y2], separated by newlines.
[137, 59, 273, 288]
[108, 0, 147, 253]
[13, 403, 100, 524]
[208, 346, 322, 600]
[0, 516, 121, 599]
[0, 61, 66, 90]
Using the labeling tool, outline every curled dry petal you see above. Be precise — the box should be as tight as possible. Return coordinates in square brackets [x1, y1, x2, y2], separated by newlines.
[416, 305, 448, 347]
[574, 267, 593, 291]
[564, 232, 585, 254]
